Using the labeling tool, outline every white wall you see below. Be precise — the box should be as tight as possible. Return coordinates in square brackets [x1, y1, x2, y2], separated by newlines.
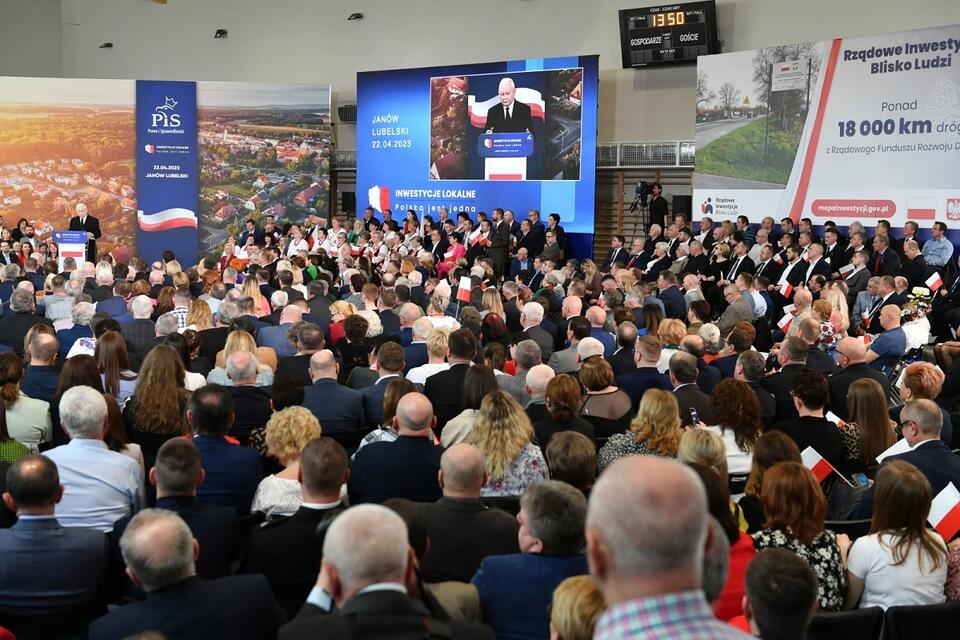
[0, 0, 62, 77]
[7, 0, 960, 147]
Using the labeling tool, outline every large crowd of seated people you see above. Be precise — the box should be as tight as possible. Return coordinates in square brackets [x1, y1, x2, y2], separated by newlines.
[1, 204, 960, 639]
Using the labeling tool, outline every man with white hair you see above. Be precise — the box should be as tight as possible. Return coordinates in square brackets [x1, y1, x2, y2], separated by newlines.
[397, 302, 422, 347]
[69, 202, 100, 263]
[512, 301, 553, 363]
[585, 305, 615, 358]
[55, 300, 95, 358]
[256, 304, 302, 359]
[281, 504, 494, 639]
[43, 274, 71, 322]
[523, 364, 555, 425]
[507, 339, 542, 406]
[88, 262, 114, 303]
[0, 287, 53, 354]
[120, 294, 156, 352]
[45, 386, 143, 532]
[89, 509, 284, 640]
[226, 352, 272, 444]
[588, 456, 751, 639]
[484, 76, 533, 135]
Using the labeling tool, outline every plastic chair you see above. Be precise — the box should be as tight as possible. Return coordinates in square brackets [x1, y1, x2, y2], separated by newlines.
[807, 606, 883, 640]
[883, 600, 960, 640]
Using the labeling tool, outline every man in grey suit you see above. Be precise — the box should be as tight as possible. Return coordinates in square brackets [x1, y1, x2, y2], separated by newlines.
[499, 339, 541, 406]
[0, 455, 109, 630]
[547, 316, 591, 374]
[511, 301, 554, 363]
[844, 250, 872, 309]
[716, 284, 754, 335]
[851, 276, 881, 330]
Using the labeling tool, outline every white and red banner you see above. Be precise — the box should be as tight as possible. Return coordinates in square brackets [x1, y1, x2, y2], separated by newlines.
[695, 24, 960, 229]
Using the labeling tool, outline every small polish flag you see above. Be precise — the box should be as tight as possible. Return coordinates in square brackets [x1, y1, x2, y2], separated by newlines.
[456, 275, 472, 303]
[781, 283, 794, 298]
[928, 482, 960, 541]
[825, 411, 847, 428]
[777, 312, 794, 332]
[926, 272, 944, 293]
[774, 253, 784, 265]
[839, 263, 855, 279]
[801, 446, 835, 482]
[876, 437, 913, 464]
[468, 228, 483, 246]
[861, 334, 873, 346]
[783, 303, 797, 315]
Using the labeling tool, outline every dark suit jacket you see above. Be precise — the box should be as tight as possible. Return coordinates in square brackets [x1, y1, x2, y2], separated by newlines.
[509, 258, 533, 279]
[805, 348, 839, 375]
[608, 348, 637, 377]
[378, 309, 402, 338]
[504, 298, 522, 333]
[824, 243, 848, 271]
[418, 497, 520, 583]
[723, 255, 755, 281]
[602, 247, 629, 272]
[712, 354, 738, 379]
[361, 375, 403, 427]
[279, 589, 495, 640]
[302, 378, 366, 441]
[658, 285, 687, 320]
[674, 383, 713, 426]
[275, 354, 313, 387]
[801, 257, 833, 283]
[348, 436, 443, 504]
[240, 503, 344, 619]
[872, 249, 901, 278]
[0, 311, 53, 355]
[20, 364, 60, 402]
[56, 323, 93, 358]
[828, 363, 891, 420]
[199, 326, 230, 363]
[0, 517, 108, 615]
[194, 435, 264, 513]
[472, 553, 587, 640]
[753, 259, 782, 283]
[403, 342, 428, 374]
[761, 364, 808, 422]
[617, 368, 671, 411]
[112, 496, 239, 588]
[484, 99, 533, 134]
[424, 363, 471, 432]
[89, 575, 285, 640]
[774, 416, 845, 471]
[900, 255, 932, 290]
[854, 439, 960, 519]
[512, 325, 554, 363]
[649, 194, 669, 229]
[748, 381, 777, 428]
[228, 385, 274, 444]
[69, 214, 101, 262]
[697, 360, 722, 395]
[488, 221, 512, 267]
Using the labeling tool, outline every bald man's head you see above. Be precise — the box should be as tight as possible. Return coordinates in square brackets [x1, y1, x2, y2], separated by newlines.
[280, 304, 303, 323]
[585, 306, 605, 327]
[562, 295, 583, 318]
[498, 77, 517, 106]
[836, 336, 867, 366]
[440, 443, 487, 496]
[587, 456, 707, 601]
[525, 364, 555, 398]
[794, 289, 812, 308]
[309, 350, 338, 380]
[880, 304, 901, 330]
[394, 392, 435, 433]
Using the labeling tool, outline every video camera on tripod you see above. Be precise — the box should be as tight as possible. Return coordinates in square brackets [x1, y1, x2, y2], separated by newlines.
[629, 180, 654, 213]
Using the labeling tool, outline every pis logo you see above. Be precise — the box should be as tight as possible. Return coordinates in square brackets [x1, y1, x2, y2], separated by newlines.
[151, 96, 181, 128]
[700, 197, 713, 215]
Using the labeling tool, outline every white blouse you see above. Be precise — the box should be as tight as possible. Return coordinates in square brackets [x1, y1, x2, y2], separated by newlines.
[251, 475, 302, 519]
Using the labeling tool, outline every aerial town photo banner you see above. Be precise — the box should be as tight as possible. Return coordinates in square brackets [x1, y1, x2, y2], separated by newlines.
[0, 77, 332, 265]
[693, 23, 960, 233]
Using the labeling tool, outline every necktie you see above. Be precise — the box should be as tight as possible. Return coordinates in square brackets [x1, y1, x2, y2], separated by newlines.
[728, 258, 740, 280]
[873, 252, 882, 274]
[505, 105, 511, 122]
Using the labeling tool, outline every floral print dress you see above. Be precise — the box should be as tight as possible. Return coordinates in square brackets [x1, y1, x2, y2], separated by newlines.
[752, 527, 847, 611]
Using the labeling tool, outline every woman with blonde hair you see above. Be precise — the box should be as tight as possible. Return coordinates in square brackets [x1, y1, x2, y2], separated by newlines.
[480, 287, 506, 321]
[821, 284, 850, 334]
[596, 389, 681, 473]
[164, 259, 183, 278]
[184, 298, 213, 332]
[678, 428, 728, 478]
[122, 345, 190, 462]
[549, 576, 605, 640]
[209, 329, 276, 385]
[838, 378, 897, 467]
[581, 259, 601, 298]
[241, 275, 271, 317]
[656, 318, 687, 372]
[328, 300, 357, 345]
[251, 406, 322, 519]
[171, 270, 190, 290]
[467, 390, 548, 497]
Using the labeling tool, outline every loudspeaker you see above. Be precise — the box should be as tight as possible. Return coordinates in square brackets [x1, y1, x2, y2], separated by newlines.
[341, 191, 356, 213]
[337, 104, 357, 123]
[672, 195, 693, 218]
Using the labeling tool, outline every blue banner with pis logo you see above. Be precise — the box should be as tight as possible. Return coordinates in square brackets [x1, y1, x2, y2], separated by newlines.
[135, 80, 199, 266]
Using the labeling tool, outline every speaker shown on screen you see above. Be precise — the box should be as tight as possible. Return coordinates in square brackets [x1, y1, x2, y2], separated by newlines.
[672, 195, 692, 218]
[341, 191, 356, 213]
[337, 104, 357, 123]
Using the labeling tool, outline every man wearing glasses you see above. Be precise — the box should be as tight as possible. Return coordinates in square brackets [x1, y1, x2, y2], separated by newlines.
[852, 399, 960, 519]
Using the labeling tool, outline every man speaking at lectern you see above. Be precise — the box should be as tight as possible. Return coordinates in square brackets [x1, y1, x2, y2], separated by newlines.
[69, 202, 101, 263]
[485, 78, 533, 135]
